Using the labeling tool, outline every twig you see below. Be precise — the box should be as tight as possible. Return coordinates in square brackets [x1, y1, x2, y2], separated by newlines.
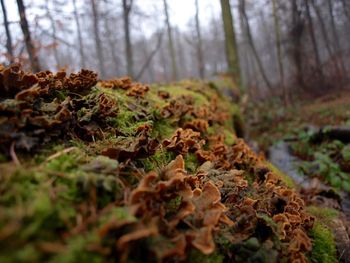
[10, 141, 21, 166]
[44, 147, 78, 163]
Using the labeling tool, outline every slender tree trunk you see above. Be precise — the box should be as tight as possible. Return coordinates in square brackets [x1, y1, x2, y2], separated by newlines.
[220, 0, 241, 85]
[174, 28, 186, 78]
[239, 0, 272, 92]
[104, 18, 120, 76]
[90, 0, 105, 78]
[304, 0, 324, 81]
[1, 0, 14, 63]
[122, 0, 134, 78]
[16, 0, 41, 72]
[163, 0, 178, 81]
[73, 0, 86, 68]
[135, 32, 163, 81]
[272, 0, 288, 105]
[290, 0, 305, 91]
[326, 0, 346, 75]
[45, 0, 60, 69]
[340, 0, 350, 24]
[195, 0, 205, 79]
[311, 0, 342, 78]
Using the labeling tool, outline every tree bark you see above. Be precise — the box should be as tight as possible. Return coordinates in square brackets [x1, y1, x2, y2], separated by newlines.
[220, 0, 241, 85]
[239, 0, 272, 92]
[1, 0, 14, 63]
[122, 0, 134, 78]
[16, 0, 41, 72]
[90, 0, 106, 78]
[195, 0, 205, 79]
[72, 0, 86, 68]
[163, 0, 178, 81]
[272, 0, 288, 105]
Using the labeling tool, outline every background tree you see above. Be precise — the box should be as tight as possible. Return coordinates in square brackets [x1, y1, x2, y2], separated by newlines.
[16, 0, 41, 72]
[220, 0, 241, 84]
[90, 0, 106, 78]
[195, 0, 205, 79]
[163, 0, 178, 81]
[1, 0, 14, 64]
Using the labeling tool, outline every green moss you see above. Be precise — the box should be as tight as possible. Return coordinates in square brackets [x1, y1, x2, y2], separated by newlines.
[186, 249, 224, 263]
[307, 206, 339, 224]
[223, 129, 236, 145]
[156, 84, 209, 106]
[184, 153, 199, 173]
[308, 222, 338, 263]
[45, 149, 83, 173]
[151, 118, 176, 140]
[50, 234, 102, 263]
[141, 148, 176, 172]
[266, 162, 295, 188]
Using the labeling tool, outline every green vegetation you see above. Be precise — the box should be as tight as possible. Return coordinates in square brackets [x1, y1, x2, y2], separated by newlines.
[308, 222, 338, 263]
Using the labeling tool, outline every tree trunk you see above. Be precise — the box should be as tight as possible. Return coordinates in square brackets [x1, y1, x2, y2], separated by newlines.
[1, 0, 14, 63]
[90, 0, 106, 78]
[239, 0, 272, 92]
[72, 0, 86, 68]
[104, 17, 120, 76]
[122, 0, 134, 78]
[272, 0, 288, 105]
[16, 0, 41, 72]
[290, 0, 305, 91]
[220, 0, 241, 85]
[163, 0, 178, 81]
[304, 0, 324, 82]
[311, 0, 342, 79]
[326, 0, 346, 75]
[195, 0, 205, 79]
[45, 0, 60, 69]
[340, 0, 350, 24]
[174, 28, 186, 79]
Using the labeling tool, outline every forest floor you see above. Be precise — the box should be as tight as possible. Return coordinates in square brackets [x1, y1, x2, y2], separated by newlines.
[245, 90, 350, 262]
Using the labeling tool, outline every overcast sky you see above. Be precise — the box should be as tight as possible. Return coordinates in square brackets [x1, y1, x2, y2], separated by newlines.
[3, 0, 222, 30]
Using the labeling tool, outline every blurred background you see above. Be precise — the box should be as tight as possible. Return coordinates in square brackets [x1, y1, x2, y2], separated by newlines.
[1, 0, 350, 100]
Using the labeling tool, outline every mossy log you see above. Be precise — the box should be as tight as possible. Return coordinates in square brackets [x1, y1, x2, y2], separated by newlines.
[0, 65, 338, 262]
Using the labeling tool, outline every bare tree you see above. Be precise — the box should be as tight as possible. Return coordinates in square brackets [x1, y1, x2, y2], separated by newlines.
[289, 0, 305, 90]
[135, 31, 164, 81]
[304, 0, 324, 82]
[311, 0, 341, 78]
[122, 0, 134, 78]
[239, 0, 272, 92]
[90, 0, 106, 78]
[163, 0, 178, 81]
[326, 0, 346, 74]
[104, 16, 120, 76]
[1, 0, 14, 63]
[45, 0, 60, 69]
[195, 0, 205, 79]
[220, 0, 241, 84]
[272, 0, 288, 104]
[73, 0, 86, 68]
[16, 0, 41, 72]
